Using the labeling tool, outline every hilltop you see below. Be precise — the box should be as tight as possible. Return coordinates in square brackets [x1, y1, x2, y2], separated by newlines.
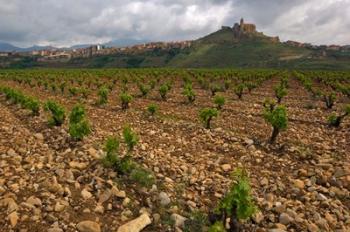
[1, 18, 350, 70]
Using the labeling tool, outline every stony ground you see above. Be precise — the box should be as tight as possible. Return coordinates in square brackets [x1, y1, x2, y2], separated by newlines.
[0, 76, 349, 232]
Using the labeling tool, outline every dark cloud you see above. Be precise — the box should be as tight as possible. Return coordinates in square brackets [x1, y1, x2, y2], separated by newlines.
[0, 0, 348, 47]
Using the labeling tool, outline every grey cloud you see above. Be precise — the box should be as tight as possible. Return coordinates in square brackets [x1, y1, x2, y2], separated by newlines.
[0, 0, 348, 47]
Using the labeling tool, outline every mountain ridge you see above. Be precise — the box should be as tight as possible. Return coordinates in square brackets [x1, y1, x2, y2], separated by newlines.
[0, 38, 150, 52]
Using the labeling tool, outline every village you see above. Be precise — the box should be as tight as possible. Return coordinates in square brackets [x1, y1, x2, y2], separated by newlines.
[0, 40, 193, 62]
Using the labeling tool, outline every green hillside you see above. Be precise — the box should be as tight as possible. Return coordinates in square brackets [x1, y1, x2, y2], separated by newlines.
[75, 28, 350, 70]
[168, 27, 348, 70]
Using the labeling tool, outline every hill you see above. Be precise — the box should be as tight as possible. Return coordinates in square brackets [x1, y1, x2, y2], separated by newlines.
[65, 22, 350, 70]
[1, 19, 350, 70]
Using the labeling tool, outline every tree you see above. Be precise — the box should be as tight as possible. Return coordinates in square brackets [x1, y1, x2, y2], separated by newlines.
[69, 104, 91, 140]
[214, 95, 225, 110]
[44, 100, 66, 126]
[24, 98, 40, 116]
[328, 104, 350, 127]
[323, 92, 336, 109]
[102, 136, 120, 168]
[138, 83, 150, 97]
[234, 83, 245, 99]
[183, 83, 196, 103]
[120, 92, 133, 110]
[199, 108, 218, 129]
[210, 84, 221, 96]
[159, 84, 169, 101]
[263, 103, 288, 144]
[97, 86, 109, 105]
[274, 84, 287, 104]
[123, 126, 139, 152]
[209, 168, 257, 231]
[147, 103, 158, 116]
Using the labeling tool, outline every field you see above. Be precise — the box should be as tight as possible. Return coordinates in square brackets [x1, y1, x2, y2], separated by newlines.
[0, 68, 349, 232]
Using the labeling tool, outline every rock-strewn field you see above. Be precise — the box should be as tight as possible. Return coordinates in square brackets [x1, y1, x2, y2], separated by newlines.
[0, 73, 349, 232]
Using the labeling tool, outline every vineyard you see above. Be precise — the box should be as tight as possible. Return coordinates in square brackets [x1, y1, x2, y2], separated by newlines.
[0, 68, 349, 232]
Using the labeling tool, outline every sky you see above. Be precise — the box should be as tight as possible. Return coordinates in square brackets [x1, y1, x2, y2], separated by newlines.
[0, 0, 349, 47]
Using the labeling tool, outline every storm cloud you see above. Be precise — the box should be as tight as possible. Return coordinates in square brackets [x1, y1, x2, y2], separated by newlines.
[0, 0, 349, 47]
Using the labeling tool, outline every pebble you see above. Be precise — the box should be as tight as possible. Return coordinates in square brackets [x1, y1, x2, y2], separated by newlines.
[8, 211, 19, 227]
[117, 213, 151, 232]
[76, 221, 101, 232]
[171, 213, 187, 228]
[221, 164, 231, 172]
[293, 179, 305, 189]
[81, 189, 93, 200]
[34, 133, 44, 141]
[279, 213, 293, 225]
[159, 192, 171, 206]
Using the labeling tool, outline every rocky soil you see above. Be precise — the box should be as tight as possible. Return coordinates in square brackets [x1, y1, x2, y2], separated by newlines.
[0, 77, 349, 232]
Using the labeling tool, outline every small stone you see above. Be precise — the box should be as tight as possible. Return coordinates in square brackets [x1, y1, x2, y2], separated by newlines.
[164, 177, 173, 183]
[98, 189, 112, 204]
[69, 161, 88, 170]
[274, 204, 286, 214]
[244, 138, 254, 146]
[94, 204, 104, 214]
[48, 227, 63, 232]
[7, 199, 19, 213]
[117, 213, 151, 232]
[122, 198, 131, 207]
[293, 179, 305, 189]
[26, 196, 42, 207]
[221, 164, 231, 172]
[261, 177, 269, 186]
[8, 211, 19, 227]
[269, 228, 286, 232]
[279, 213, 293, 225]
[76, 221, 101, 232]
[81, 189, 93, 200]
[307, 222, 319, 232]
[115, 190, 126, 198]
[171, 213, 187, 229]
[187, 200, 196, 208]
[88, 147, 99, 159]
[159, 192, 171, 206]
[153, 213, 161, 223]
[7, 148, 16, 156]
[54, 202, 66, 212]
[317, 193, 327, 201]
[83, 208, 91, 213]
[252, 211, 264, 224]
[265, 193, 275, 202]
[34, 133, 44, 141]
[325, 212, 336, 226]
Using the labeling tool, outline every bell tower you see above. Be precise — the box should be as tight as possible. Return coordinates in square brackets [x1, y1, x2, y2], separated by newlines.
[240, 18, 244, 27]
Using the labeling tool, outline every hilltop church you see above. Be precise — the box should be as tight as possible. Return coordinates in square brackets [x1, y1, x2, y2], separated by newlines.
[233, 18, 257, 37]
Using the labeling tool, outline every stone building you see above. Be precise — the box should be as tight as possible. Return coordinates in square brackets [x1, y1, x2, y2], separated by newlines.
[233, 18, 257, 38]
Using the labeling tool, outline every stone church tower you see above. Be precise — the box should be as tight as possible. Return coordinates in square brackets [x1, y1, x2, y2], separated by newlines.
[233, 18, 257, 38]
[240, 18, 244, 28]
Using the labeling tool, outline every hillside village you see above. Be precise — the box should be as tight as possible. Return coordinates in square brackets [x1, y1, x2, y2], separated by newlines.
[0, 41, 192, 63]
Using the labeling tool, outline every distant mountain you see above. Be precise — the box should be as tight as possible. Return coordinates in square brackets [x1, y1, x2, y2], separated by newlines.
[69, 44, 92, 50]
[104, 38, 149, 48]
[0, 42, 56, 52]
[0, 42, 20, 52]
[0, 38, 149, 52]
[20, 45, 56, 52]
